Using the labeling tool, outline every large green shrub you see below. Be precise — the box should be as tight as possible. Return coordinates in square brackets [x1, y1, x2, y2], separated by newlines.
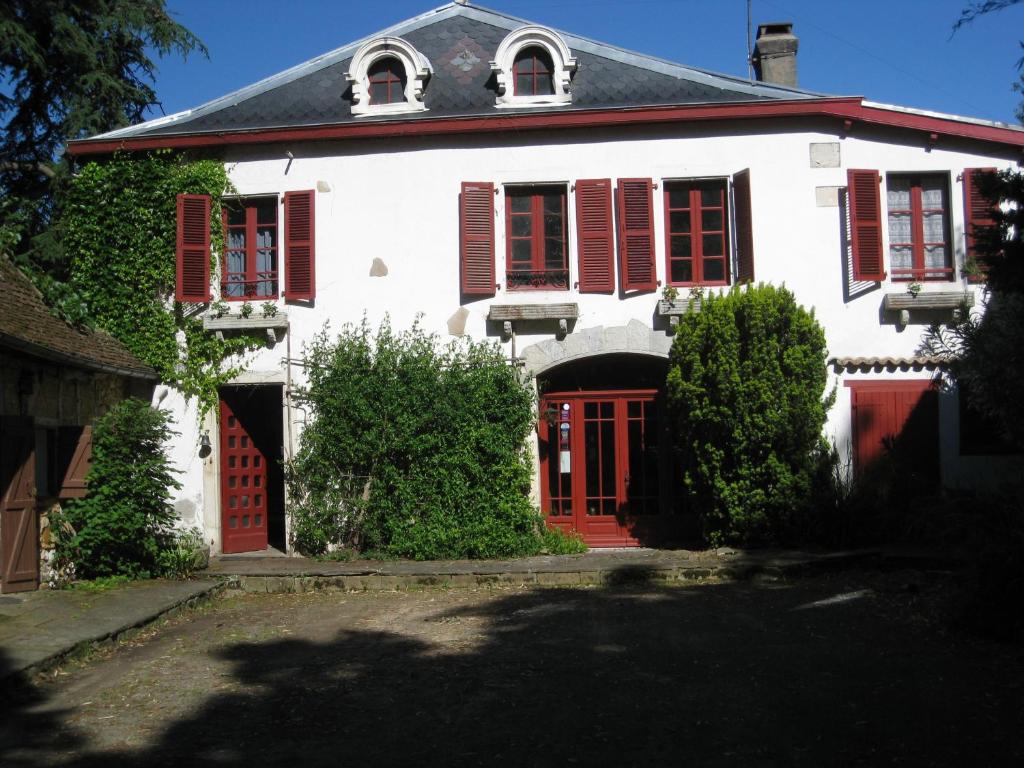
[666, 285, 833, 545]
[59, 399, 181, 578]
[288, 318, 582, 559]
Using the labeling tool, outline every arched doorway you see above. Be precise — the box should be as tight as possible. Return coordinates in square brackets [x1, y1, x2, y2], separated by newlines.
[536, 354, 692, 547]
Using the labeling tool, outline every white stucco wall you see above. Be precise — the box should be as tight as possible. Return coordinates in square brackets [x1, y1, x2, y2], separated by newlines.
[163, 120, 1021, 552]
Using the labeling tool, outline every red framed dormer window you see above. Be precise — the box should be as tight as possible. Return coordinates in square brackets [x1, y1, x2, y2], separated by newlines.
[368, 57, 407, 105]
[886, 174, 953, 281]
[664, 179, 729, 286]
[513, 47, 554, 96]
[506, 185, 568, 290]
[222, 197, 278, 300]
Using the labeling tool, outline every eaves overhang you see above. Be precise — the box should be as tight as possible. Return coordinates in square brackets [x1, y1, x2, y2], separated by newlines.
[66, 96, 1024, 156]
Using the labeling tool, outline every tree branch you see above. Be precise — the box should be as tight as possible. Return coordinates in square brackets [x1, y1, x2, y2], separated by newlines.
[0, 160, 56, 179]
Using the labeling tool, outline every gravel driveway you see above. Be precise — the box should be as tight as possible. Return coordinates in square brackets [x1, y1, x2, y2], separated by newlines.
[1, 571, 1021, 767]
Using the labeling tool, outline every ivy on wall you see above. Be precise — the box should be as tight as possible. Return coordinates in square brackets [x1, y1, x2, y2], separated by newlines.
[60, 150, 262, 416]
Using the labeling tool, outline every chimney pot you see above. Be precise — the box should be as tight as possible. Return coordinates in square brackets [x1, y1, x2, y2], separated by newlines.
[753, 22, 798, 88]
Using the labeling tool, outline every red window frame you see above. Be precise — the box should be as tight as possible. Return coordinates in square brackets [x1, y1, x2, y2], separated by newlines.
[886, 173, 953, 282]
[663, 179, 730, 286]
[513, 47, 554, 96]
[221, 197, 279, 300]
[505, 185, 569, 291]
[368, 57, 406, 105]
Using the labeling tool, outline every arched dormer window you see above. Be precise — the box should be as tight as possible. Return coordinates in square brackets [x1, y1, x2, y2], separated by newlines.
[368, 57, 407, 104]
[491, 26, 577, 107]
[347, 36, 431, 116]
[513, 47, 554, 97]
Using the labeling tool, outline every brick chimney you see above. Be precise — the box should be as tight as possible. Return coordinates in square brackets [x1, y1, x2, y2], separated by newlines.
[752, 22, 798, 88]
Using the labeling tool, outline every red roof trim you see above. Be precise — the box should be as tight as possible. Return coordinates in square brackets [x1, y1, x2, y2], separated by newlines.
[66, 97, 1024, 156]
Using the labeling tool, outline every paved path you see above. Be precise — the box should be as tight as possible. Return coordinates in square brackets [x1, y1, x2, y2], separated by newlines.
[0, 579, 220, 683]
[207, 547, 889, 592]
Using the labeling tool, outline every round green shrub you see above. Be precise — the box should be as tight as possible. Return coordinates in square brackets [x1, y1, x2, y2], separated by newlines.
[666, 284, 833, 545]
[59, 399, 181, 579]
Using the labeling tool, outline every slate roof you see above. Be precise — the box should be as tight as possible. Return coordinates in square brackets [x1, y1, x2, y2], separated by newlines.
[0, 257, 157, 379]
[83, 2, 827, 143]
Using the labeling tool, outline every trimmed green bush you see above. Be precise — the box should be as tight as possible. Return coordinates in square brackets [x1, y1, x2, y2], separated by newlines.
[666, 285, 833, 545]
[59, 399, 181, 578]
[287, 318, 585, 559]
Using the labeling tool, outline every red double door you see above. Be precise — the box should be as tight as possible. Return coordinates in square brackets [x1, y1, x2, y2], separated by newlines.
[540, 390, 670, 547]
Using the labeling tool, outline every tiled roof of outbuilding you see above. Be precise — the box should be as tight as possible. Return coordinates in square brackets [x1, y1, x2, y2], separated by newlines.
[0, 257, 157, 379]
[81, 2, 824, 143]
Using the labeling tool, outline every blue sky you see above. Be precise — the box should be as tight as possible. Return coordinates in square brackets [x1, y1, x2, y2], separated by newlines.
[147, 0, 1024, 124]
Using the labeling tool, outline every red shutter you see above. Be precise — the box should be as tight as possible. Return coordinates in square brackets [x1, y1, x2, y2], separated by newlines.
[58, 426, 92, 500]
[285, 190, 316, 301]
[963, 167, 998, 282]
[732, 169, 755, 283]
[617, 178, 657, 292]
[175, 194, 211, 302]
[847, 169, 886, 282]
[460, 182, 496, 296]
[575, 179, 615, 293]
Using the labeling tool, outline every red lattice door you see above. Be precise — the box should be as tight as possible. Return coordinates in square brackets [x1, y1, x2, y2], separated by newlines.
[220, 398, 269, 554]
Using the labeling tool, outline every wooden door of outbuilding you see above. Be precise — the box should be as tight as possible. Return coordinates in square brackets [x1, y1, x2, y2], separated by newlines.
[1, 417, 39, 593]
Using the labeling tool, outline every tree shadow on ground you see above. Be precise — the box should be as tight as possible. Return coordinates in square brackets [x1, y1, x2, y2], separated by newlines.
[3, 576, 1023, 767]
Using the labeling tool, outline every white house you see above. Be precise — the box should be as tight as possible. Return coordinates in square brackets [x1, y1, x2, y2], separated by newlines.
[67, 2, 1024, 553]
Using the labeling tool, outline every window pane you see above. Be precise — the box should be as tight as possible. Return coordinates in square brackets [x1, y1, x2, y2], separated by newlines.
[228, 229, 246, 251]
[511, 239, 532, 264]
[671, 260, 692, 283]
[255, 199, 276, 224]
[535, 74, 554, 96]
[543, 192, 563, 215]
[544, 213, 563, 238]
[667, 186, 691, 209]
[924, 245, 949, 268]
[700, 186, 722, 207]
[922, 212, 946, 243]
[516, 72, 533, 95]
[920, 179, 946, 208]
[703, 259, 725, 282]
[669, 211, 691, 234]
[544, 238, 565, 269]
[887, 178, 912, 208]
[890, 245, 913, 269]
[702, 209, 723, 232]
[509, 194, 531, 214]
[227, 207, 246, 226]
[702, 234, 724, 257]
[670, 235, 691, 258]
[601, 420, 615, 497]
[511, 214, 532, 237]
[888, 211, 912, 243]
[369, 81, 389, 104]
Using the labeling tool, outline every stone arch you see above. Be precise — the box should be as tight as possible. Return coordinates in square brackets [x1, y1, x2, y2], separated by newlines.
[519, 320, 672, 377]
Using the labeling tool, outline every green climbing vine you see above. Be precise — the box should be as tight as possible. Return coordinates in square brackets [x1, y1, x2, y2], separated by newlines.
[60, 150, 262, 416]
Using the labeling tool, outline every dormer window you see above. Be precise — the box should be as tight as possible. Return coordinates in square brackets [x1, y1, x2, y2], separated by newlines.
[513, 47, 554, 97]
[491, 26, 577, 108]
[347, 36, 431, 116]
[368, 57, 407, 105]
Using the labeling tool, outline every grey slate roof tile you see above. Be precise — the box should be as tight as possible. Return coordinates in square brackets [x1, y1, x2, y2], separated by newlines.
[95, 3, 826, 141]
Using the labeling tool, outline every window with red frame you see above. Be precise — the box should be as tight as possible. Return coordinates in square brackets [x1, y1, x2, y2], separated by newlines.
[664, 179, 729, 285]
[222, 198, 278, 299]
[506, 186, 568, 290]
[368, 57, 406, 104]
[513, 47, 554, 96]
[886, 174, 953, 281]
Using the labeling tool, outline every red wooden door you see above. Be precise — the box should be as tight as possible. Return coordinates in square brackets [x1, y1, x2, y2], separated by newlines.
[1, 418, 39, 593]
[540, 391, 662, 546]
[220, 398, 269, 554]
[850, 380, 939, 481]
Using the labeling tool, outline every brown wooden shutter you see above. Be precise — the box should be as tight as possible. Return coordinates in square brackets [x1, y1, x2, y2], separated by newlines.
[732, 169, 755, 283]
[175, 194, 211, 302]
[460, 182, 496, 296]
[963, 167, 998, 281]
[617, 178, 657, 292]
[575, 179, 615, 293]
[847, 169, 886, 282]
[1, 417, 38, 593]
[58, 426, 92, 500]
[285, 190, 316, 301]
